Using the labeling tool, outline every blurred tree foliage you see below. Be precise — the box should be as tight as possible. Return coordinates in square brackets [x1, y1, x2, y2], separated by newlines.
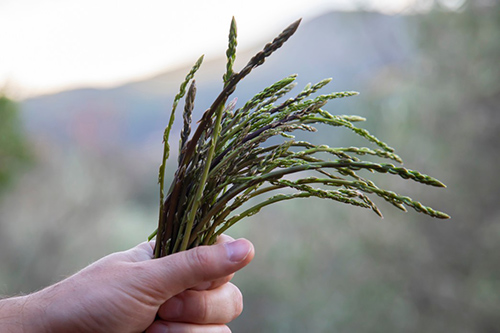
[0, 95, 32, 195]
[1, 2, 498, 332]
[231, 2, 500, 332]
[342, 2, 500, 332]
[400, 2, 500, 331]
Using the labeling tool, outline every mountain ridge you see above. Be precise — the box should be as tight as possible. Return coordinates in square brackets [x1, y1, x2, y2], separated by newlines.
[21, 11, 413, 150]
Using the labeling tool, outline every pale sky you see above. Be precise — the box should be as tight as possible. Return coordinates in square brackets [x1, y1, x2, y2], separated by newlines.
[0, 0, 461, 99]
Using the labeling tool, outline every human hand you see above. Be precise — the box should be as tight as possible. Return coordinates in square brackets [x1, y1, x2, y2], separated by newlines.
[19, 235, 254, 333]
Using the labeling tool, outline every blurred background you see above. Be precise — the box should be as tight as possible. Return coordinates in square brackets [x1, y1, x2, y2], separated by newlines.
[1, 0, 499, 331]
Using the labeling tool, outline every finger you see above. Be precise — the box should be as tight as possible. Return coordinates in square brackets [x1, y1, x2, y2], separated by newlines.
[107, 240, 156, 263]
[120, 235, 233, 267]
[189, 274, 233, 292]
[190, 235, 236, 291]
[145, 321, 231, 333]
[141, 238, 254, 300]
[158, 282, 243, 324]
[216, 234, 235, 244]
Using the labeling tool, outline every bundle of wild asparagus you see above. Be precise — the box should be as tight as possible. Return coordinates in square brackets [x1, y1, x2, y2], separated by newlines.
[149, 18, 449, 258]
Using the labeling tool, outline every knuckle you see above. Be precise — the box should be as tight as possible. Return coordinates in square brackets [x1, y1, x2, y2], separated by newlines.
[230, 284, 244, 320]
[199, 291, 210, 323]
[187, 247, 212, 275]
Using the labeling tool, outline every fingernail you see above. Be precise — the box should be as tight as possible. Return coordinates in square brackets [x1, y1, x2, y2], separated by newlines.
[225, 239, 251, 263]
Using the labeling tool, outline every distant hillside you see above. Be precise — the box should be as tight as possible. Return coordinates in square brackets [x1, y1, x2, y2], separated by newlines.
[21, 11, 413, 150]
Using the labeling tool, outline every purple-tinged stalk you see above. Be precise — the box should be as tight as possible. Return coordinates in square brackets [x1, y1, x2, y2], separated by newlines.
[151, 17, 449, 258]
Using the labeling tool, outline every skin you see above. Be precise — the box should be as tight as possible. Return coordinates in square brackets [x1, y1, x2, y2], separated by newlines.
[0, 235, 254, 333]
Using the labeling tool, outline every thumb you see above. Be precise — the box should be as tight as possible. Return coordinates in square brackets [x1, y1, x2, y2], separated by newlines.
[142, 238, 254, 299]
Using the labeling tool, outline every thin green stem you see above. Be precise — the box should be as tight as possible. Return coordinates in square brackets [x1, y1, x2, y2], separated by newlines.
[179, 100, 227, 251]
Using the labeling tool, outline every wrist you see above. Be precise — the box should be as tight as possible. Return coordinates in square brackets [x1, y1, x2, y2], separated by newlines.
[0, 294, 49, 333]
[26, 282, 82, 333]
